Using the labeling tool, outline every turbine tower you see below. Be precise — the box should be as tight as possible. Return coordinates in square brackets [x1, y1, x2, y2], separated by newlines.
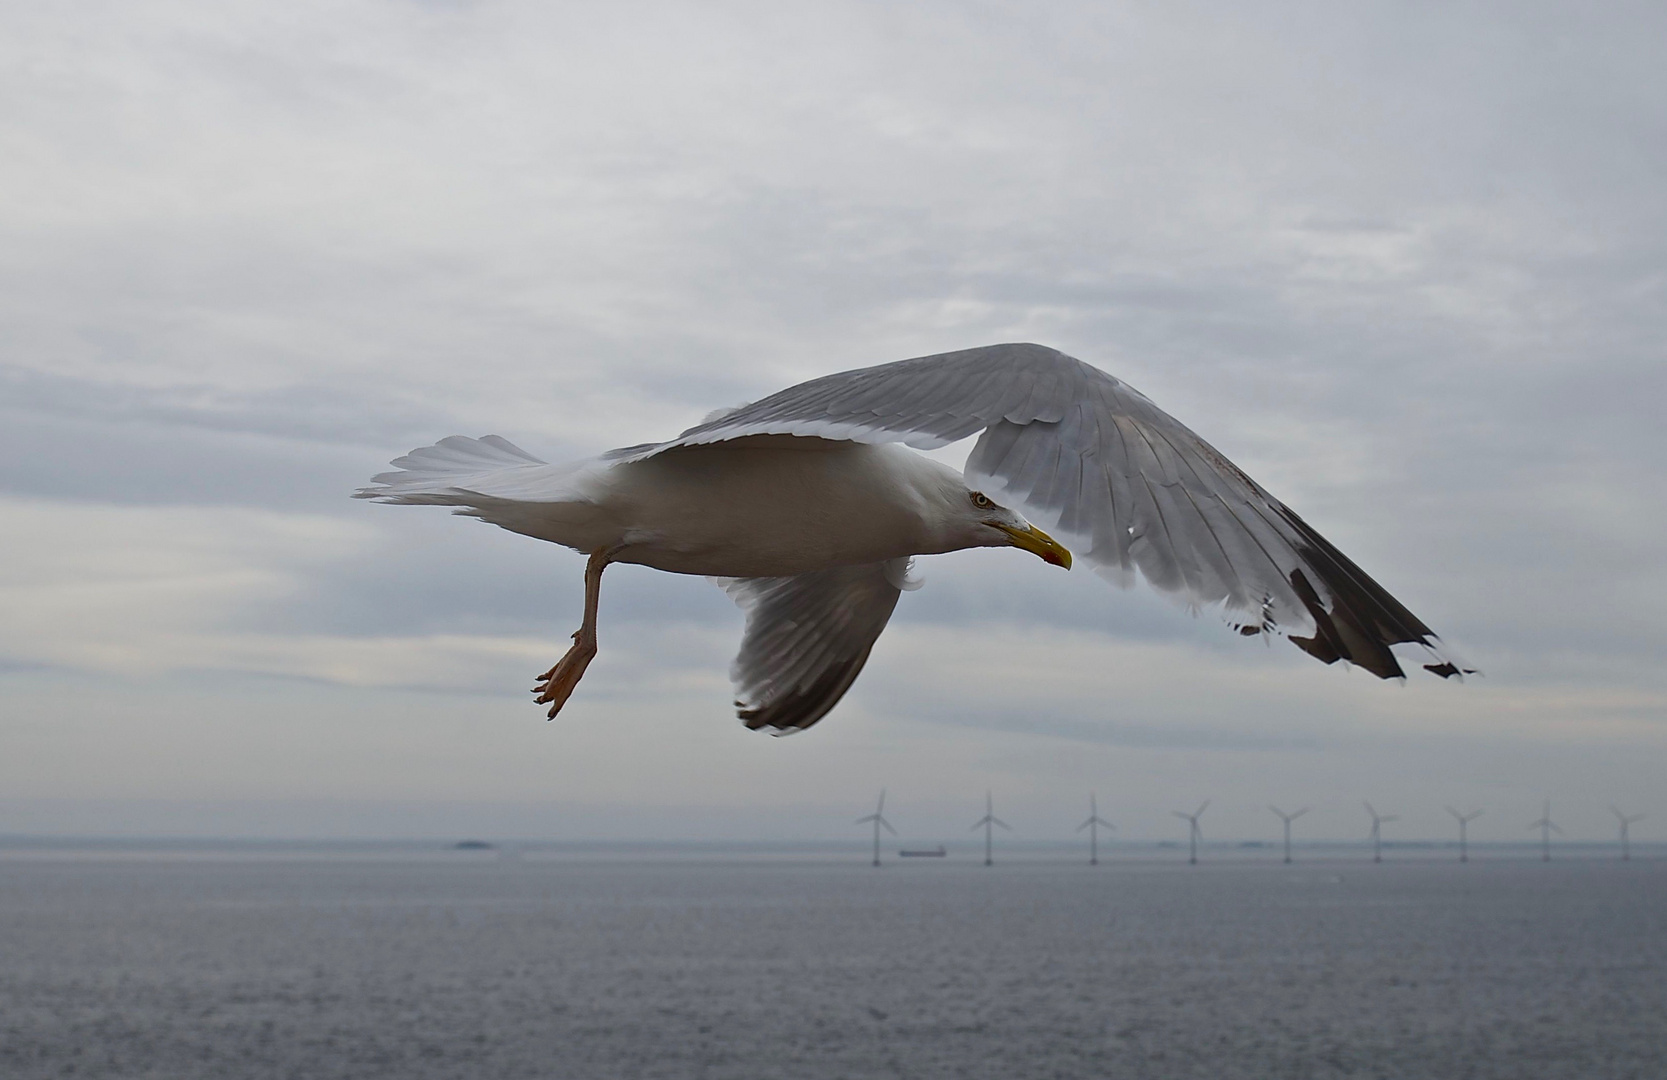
[1528, 800, 1561, 862]
[1076, 793, 1115, 866]
[1611, 807, 1645, 861]
[1172, 800, 1209, 865]
[969, 791, 1010, 867]
[1364, 801, 1398, 863]
[1446, 806, 1483, 863]
[1268, 805, 1309, 864]
[855, 789, 896, 868]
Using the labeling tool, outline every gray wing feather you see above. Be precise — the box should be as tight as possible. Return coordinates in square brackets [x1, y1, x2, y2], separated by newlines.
[659, 344, 1465, 680]
[716, 559, 913, 734]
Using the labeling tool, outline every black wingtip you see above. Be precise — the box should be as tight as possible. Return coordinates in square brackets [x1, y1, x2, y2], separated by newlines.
[1286, 567, 1409, 680]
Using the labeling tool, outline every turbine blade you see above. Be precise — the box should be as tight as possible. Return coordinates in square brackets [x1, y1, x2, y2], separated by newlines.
[1196, 800, 1211, 817]
[992, 817, 1011, 830]
[1077, 819, 1092, 832]
[1364, 800, 1377, 819]
[1292, 808, 1310, 820]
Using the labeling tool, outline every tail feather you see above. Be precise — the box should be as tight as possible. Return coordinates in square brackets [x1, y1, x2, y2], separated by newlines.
[354, 435, 616, 551]
[355, 435, 548, 503]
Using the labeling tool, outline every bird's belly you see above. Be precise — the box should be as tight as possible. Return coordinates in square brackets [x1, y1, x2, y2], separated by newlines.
[618, 534, 896, 578]
[603, 442, 928, 577]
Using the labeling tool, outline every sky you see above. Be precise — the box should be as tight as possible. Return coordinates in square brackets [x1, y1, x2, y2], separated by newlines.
[2, 1, 1664, 845]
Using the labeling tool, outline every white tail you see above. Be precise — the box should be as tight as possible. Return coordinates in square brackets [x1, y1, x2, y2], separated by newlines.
[355, 435, 547, 502]
[355, 435, 621, 552]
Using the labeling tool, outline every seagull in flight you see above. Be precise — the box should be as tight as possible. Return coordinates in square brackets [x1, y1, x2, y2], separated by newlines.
[355, 343, 1467, 733]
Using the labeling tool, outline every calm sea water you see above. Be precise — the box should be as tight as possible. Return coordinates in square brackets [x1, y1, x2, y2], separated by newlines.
[1, 843, 1662, 1079]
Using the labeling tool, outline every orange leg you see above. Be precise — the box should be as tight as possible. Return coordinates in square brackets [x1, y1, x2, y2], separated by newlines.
[532, 548, 612, 719]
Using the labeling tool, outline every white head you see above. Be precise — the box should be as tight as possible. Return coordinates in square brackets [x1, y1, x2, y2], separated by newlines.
[903, 453, 1072, 568]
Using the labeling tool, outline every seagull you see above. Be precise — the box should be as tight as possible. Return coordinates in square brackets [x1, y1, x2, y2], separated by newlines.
[355, 343, 1468, 733]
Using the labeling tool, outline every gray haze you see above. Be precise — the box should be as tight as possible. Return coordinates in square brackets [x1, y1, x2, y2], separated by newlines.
[2, 2, 1664, 843]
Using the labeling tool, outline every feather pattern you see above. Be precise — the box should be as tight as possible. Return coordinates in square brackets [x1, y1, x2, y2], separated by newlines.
[631, 343, 1465, 679]
[716, 559, 913, 733]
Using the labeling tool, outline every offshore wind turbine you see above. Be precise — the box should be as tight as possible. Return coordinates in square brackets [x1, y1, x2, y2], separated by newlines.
[1172, 800, 1209, 865]
[855, 789, 896, 868]
[1446, 806, 1483, 863]
[1611, 807, 1645, 861]
[1364, 801, 1398, 863]
[1528, 800, 1561, 862]
[1077, 793, 1115, 866]
[1268, 805, 1309, 864]
[970, 792, 1010, 867]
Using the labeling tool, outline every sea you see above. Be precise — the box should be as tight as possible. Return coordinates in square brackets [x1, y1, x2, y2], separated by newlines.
[1, 839, 1662, 1079]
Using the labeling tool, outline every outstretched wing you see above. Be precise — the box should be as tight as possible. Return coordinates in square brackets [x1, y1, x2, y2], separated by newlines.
[637, 343, 1467, 681]
[715, 558, 916, 734]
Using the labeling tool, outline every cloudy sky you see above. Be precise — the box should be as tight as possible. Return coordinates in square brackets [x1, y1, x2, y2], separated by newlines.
[3, 1, 1663, 845]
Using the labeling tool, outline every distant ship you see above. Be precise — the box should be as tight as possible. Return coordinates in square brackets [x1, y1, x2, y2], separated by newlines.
[454, 839, 495, 850]
[898, 846, 947, 858]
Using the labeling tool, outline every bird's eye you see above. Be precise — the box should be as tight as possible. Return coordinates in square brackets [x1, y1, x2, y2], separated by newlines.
[970, 492, 993, 510]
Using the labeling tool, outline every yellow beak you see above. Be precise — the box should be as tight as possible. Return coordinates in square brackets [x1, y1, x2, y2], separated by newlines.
[995, 522, 1073, 570]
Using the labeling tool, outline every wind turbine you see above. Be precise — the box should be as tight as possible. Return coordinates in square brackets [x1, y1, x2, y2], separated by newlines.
[1528, 800, 1561, 862]
[1446, 806, 1483, 863]
[1077, 793, 1115, 866]
[1172, 800, 1209, 865]
[1611, 807, 1645, 861]
[855, 789, 896, 868]
[1364, 801, 1398, 863]
[1268, 805, 1309, 864]
[970, 791, 1010, 867]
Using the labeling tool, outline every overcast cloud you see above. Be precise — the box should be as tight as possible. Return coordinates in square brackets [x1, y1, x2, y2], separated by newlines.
[2, 1, 1664, 844]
